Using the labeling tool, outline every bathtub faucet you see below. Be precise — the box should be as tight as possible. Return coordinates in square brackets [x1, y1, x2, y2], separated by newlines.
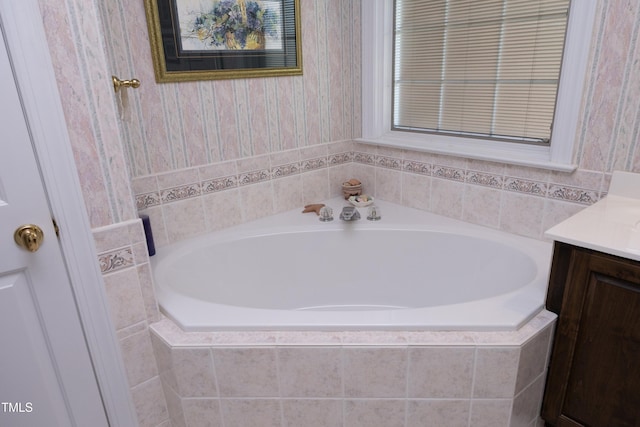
[339, 206, 360, 221]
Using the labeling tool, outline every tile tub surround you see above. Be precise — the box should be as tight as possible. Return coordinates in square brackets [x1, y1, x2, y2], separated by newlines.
[149, 310, 556, 427]
[133, 141, 354, 247]
[93, 220, 170, 427]
[133, 139, 607, 247]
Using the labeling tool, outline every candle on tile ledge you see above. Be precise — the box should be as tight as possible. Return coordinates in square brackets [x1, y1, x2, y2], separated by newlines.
[140, 214, 156, 256]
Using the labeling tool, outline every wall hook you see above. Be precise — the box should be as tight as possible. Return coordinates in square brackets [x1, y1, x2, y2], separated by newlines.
[112, 75, 140, 93]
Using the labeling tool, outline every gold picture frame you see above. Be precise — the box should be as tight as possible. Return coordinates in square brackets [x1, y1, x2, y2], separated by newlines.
[144, 0, 302, 82]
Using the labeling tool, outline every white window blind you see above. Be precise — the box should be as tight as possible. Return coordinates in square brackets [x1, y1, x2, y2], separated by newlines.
[393, 0, 570, 144]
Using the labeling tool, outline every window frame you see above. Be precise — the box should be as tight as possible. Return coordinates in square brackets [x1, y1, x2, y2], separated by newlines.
[359, 0, 598, 172]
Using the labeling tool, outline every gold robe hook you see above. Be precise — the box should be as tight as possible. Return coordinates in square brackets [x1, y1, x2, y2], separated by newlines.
[112, 76, 140, 93]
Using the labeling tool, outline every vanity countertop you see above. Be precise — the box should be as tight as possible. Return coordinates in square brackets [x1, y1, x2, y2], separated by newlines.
[545, 171, 640, 261]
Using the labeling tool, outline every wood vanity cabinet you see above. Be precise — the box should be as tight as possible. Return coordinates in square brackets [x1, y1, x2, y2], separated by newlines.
[541, 242, 640, 427]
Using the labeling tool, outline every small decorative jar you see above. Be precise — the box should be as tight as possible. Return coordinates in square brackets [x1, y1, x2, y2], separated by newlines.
[342, 179, 362, 199]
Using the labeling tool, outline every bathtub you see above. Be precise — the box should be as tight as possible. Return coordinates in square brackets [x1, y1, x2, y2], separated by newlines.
[152, 198, 552, 331]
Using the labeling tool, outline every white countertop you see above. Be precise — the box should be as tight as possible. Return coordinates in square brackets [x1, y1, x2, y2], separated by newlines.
[545, 171, 640, 261]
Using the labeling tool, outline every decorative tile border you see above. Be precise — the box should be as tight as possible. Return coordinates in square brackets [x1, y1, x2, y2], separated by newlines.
[202, 176, 237, 194]
[329, 152, 353, 165]
[135, 151, 350, 209]
[238, 169, 270, 186]
[376, 155, 402, 170]
[300, 156, 327, 172]
[161, 183, 201, 202]
[353, 151, 375, 165]
[504, 177, 548, 197]
[271, 162, 300, 179]
[466, 170, 504, 189]
[548, 185, 599, 205]
[433, 165, 466, 182]
[358, 152, 603, 205]
[98, 247, 134, 274]
[135, 149, 604, 209]
[403, 160, 431, 175]
[136, 192, 161, 210]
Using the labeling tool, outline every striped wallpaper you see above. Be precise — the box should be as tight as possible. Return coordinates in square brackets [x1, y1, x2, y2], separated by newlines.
[100, 0, 362, 178]
[39, 0, 640, 232]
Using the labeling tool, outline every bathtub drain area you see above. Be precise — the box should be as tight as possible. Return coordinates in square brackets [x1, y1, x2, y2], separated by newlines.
[150, 310, 556, 427]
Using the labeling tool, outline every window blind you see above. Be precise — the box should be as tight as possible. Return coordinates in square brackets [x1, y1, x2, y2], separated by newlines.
[393, 0, 570, 144]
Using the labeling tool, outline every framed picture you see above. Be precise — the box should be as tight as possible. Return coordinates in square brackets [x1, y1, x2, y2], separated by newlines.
[144, 0, 302, 82]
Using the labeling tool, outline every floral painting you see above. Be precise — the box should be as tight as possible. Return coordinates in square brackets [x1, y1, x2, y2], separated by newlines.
[144, 0, 301, 81]
[178, 0, 282, 50]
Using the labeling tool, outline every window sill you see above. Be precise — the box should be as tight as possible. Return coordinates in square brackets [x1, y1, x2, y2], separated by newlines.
[356, 131, 577, 173]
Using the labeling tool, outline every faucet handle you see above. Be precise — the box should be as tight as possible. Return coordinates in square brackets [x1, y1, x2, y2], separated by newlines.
[367, 205, 381, 221]
[319, 206, 333, 221]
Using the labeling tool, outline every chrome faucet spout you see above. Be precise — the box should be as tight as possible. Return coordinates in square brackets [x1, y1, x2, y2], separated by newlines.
[340, 206, 360, 221]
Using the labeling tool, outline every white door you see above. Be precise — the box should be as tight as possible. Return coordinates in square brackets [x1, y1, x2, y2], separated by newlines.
[0, 26, 109, 427]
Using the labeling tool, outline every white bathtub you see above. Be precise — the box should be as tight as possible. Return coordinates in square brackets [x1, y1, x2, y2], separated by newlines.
[152, 198, 552, 331]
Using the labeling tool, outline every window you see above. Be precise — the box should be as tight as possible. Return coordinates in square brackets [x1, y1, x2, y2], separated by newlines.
[394, 0, 569, 144]
[360, 0, 597, 171]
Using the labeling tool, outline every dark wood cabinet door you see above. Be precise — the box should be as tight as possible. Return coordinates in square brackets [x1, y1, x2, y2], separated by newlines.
[542, 246, 640, 427]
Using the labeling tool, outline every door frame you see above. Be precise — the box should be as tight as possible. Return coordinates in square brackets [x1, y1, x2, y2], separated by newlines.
[0, 2, 138, 426]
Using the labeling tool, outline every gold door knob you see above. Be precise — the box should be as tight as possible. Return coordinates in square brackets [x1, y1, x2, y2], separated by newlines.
[14, 224, 44, 252]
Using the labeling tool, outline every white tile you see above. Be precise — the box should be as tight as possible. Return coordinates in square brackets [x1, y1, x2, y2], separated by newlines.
[278, 347, 342, 397]
[343, 347, 407, 397]
[213, 348, 279, 397]
[408, 347, 474, 398]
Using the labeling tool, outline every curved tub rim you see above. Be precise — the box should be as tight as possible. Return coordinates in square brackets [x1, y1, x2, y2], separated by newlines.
[150, 198, 552, 332]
